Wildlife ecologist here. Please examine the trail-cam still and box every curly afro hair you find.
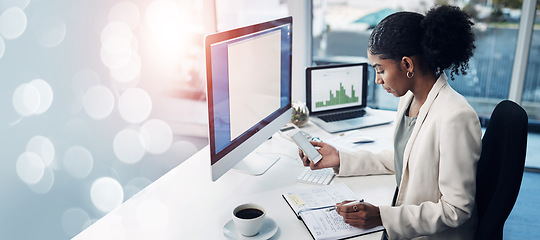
[368,5,476,80]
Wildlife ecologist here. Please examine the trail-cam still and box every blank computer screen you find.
[209,24,291,158]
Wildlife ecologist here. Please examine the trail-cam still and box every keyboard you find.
[318,109,366,122]
[297,168,335,185]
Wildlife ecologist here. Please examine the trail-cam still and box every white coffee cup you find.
[232,203,266,237]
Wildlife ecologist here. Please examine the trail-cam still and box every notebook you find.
[282,183,384,240]
[306,63,392,133]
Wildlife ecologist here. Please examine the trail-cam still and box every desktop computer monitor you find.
[205,17,293,181]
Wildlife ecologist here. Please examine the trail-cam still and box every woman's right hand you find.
[299,141,340,170]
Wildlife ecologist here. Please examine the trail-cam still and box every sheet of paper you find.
[300,209,384,240]
[288,194,306,206]
[284,183,358,215]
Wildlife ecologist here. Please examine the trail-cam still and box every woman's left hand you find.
[335,201,383,229]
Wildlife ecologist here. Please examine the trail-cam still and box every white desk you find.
[75,117,396,240]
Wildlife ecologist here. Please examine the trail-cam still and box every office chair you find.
[475,100,528,240]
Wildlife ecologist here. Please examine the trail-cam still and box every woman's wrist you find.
[374,206,383,226]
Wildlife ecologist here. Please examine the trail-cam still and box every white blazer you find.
[336,73,482,239]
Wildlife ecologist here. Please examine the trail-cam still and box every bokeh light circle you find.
[100,37,132,70]
[140,119,173,154]
[16,152,45,184]
[83,85,115,120]
[35,15,66,48]
[113,128,145,164]
[13,83,40,116]
[71,69,100,113]
[168,140,199,163]
[29,79,53,115]
[100,21,133,69]
[0,7,27,39]
[110,52,141,83]
[63,146,94,179]
[61,207,91,238]
[90,177,124,213]
[118,88,152,124]
[101,21,132,48]
[0,36,4,59]
[26,135,55,167]
[73,69,100,94]
[3,0,31,9]
[28,167,55,194]
[109,1,140,30]
[136,199,169,230]
[124,177,151,200]
[61,119,92,148]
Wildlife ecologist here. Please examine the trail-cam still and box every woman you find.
[300,5,482,239]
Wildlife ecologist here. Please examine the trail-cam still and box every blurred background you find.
[0,0,539,239]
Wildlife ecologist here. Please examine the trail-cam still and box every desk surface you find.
[75,114,396,240]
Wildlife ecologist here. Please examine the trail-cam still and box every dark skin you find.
[299,143,384,229]
[299,52,437,229]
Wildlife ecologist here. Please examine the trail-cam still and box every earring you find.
[406,71,414,79]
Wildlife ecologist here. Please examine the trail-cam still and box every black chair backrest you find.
[475,100,528,240]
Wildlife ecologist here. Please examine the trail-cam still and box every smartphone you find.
[289,130,322,164]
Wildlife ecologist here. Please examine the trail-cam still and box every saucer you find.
[223,217,278,240]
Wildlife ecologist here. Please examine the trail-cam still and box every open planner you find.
[282,183,384,240]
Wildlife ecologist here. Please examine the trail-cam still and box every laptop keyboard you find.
[318,109,366,122]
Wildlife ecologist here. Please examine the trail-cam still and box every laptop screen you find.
[306,63,368,114]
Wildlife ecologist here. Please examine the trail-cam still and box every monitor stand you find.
[233,151,280,176]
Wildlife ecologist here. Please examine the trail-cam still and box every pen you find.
[297,205,335,215]
[353,139,375,144]
[326,199,364,212]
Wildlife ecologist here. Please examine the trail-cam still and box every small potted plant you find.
[291,101,309,127]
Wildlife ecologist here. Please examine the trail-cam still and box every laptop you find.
[306,63,392,133]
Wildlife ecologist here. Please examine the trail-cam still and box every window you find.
[215,0,288,31]
[312,0,540,169]
[522,8,540,120]
[312,0,523,114]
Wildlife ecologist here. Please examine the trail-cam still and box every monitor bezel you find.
[205,16,293,176]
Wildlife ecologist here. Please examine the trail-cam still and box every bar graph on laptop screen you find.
[311,65,364,112]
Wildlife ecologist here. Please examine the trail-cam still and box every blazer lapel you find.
[400,73,448,185]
